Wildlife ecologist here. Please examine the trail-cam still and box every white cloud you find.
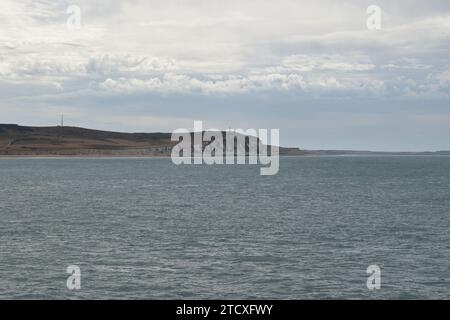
[0,0,448,99]
[280,55,375,72]
[97,73,306,94]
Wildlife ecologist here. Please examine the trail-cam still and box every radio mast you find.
[58,114,64,142]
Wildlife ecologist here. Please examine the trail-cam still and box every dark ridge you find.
[0,124,33,133]
[0,124,300,156]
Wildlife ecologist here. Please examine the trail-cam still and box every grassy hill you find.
[0,124,175,156]
[0,124,302,156]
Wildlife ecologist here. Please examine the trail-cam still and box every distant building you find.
[148,146,172,153]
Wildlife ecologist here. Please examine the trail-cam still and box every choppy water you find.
[0,156,449,299]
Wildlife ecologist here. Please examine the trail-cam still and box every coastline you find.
[2,124,449,158]
[1,153,450,159]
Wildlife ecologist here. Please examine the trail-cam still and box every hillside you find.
[3,124,447,157]
[0,124,301,156]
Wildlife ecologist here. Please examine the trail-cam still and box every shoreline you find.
[1,153,450,159]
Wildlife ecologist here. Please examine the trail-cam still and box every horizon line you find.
[1,123,449,154]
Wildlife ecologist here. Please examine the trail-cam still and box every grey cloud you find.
[1,0,450,150]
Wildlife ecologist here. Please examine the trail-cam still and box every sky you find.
[0,0,449,151]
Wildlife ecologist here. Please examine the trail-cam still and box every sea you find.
[0,156,449,299]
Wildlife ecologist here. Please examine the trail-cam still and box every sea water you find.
[0,156,449,299]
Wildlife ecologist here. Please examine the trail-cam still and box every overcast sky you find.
[1,0,450,150]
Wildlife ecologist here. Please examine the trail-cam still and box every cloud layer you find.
[1,0,450,150]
